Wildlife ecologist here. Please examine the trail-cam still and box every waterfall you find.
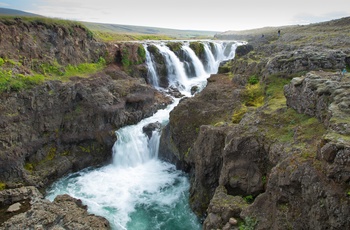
[181,44,207,78]
[144,44,159,87]
[46,40,241,230]
[153,43,189,92]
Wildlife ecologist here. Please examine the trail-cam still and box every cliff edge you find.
[160,17,350,229]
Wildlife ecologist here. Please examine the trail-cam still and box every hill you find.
[0,7,218,40]
[0,7,41,17]
[82,21,219,40]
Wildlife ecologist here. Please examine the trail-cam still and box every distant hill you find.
[0,7,218,40]
[0,7,41,17]
[215,16,350,42]
[82,21,219,39]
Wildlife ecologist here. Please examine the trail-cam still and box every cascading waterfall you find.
[144,44,159,87]
[46,40,241,230]
[153,43,190,92]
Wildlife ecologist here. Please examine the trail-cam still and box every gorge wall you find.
[159,17,350,229]
[1,15,350,229]
[0,17,175,228]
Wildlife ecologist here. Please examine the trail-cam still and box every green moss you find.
[24,163,34,172]
[121,48,131,68]
[243,195,254,204]
[189,42,205,57]
[46,147,56,161]
[232,105,248,123]
[248,75,259,85]
[137,45,146,63]
[239,217,258,230]
[79,145,92,153]
[0,56,106,93]
[0,182,6,190]
[243,83,265,107]
[166,42,183,53]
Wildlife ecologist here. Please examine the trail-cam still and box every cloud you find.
[293,11,350,24]
[0,2,10,7]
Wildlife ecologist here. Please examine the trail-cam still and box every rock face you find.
[160,18,350,229]
[159,74,241,171]
[0,187,110,229]
[0,18,111,70]
[0,68,172,189]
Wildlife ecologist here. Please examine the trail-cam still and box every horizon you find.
[0,0,349,32]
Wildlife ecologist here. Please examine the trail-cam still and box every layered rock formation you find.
[0,17,172,227]
[159,18,350,229]
[0,17,111,70]
[0,187,110,229]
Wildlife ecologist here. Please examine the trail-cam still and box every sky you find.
[0,0,349,32]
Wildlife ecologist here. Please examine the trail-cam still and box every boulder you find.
[142,122,162,139]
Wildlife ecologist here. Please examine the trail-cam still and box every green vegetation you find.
[24,162,34,172]
[0,16,91,37]
[232,105,248,123]
[243,82,265,107]
[0,182,6,190]
[83,21,218,41]
[243,195,254,204]
[92,31,173,42]
[189,42,205,57]
[166,42,183,53]
[239,217,258,230]
[248,75,259,85]
[0,57,106,93]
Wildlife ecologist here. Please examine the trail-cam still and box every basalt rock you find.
[0,187,110,229]
[159,74,241,172]
[161,41,350,229]
[0,70,172,189]
[142,122,162,139]
[0,18,111,69]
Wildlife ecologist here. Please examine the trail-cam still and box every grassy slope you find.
[0,7,219,41]
[82,21,219,40]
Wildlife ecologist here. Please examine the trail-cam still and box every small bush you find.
[0,182,6,190]
[248,75,259,85]
[0,57,4,66]
[232,105,248,123]
[239,217,258,230]
[244,83,265,107]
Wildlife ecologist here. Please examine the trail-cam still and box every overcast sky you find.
[1,0,349,31]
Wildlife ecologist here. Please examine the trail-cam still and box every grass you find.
[92,31,173,42]
[0,57,106,93]
[243,82,265,107]
[0,182,6,190]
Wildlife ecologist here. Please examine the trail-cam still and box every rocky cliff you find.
[159,17,350,229]
[0,17,172,227]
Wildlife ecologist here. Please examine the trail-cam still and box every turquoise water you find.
[46,160,201,230]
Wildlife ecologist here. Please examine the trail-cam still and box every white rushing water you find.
[46,40,240,230]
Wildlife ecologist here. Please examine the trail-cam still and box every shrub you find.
[244,83,265,107]
[0,182,6,190]
[248,75,259,85]
[239,217,258,230]
[232,105,248,123]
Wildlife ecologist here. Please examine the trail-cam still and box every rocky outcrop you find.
[159,74,242,171]
[0,67,172,189]
[0,17,111,70]
[0,187,109,229]
[160,19,350,229]
[265,47,347,76]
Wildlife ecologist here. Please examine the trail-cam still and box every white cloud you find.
[0,2,10,7]
[14,0,350,31]
[293,11,350,24]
